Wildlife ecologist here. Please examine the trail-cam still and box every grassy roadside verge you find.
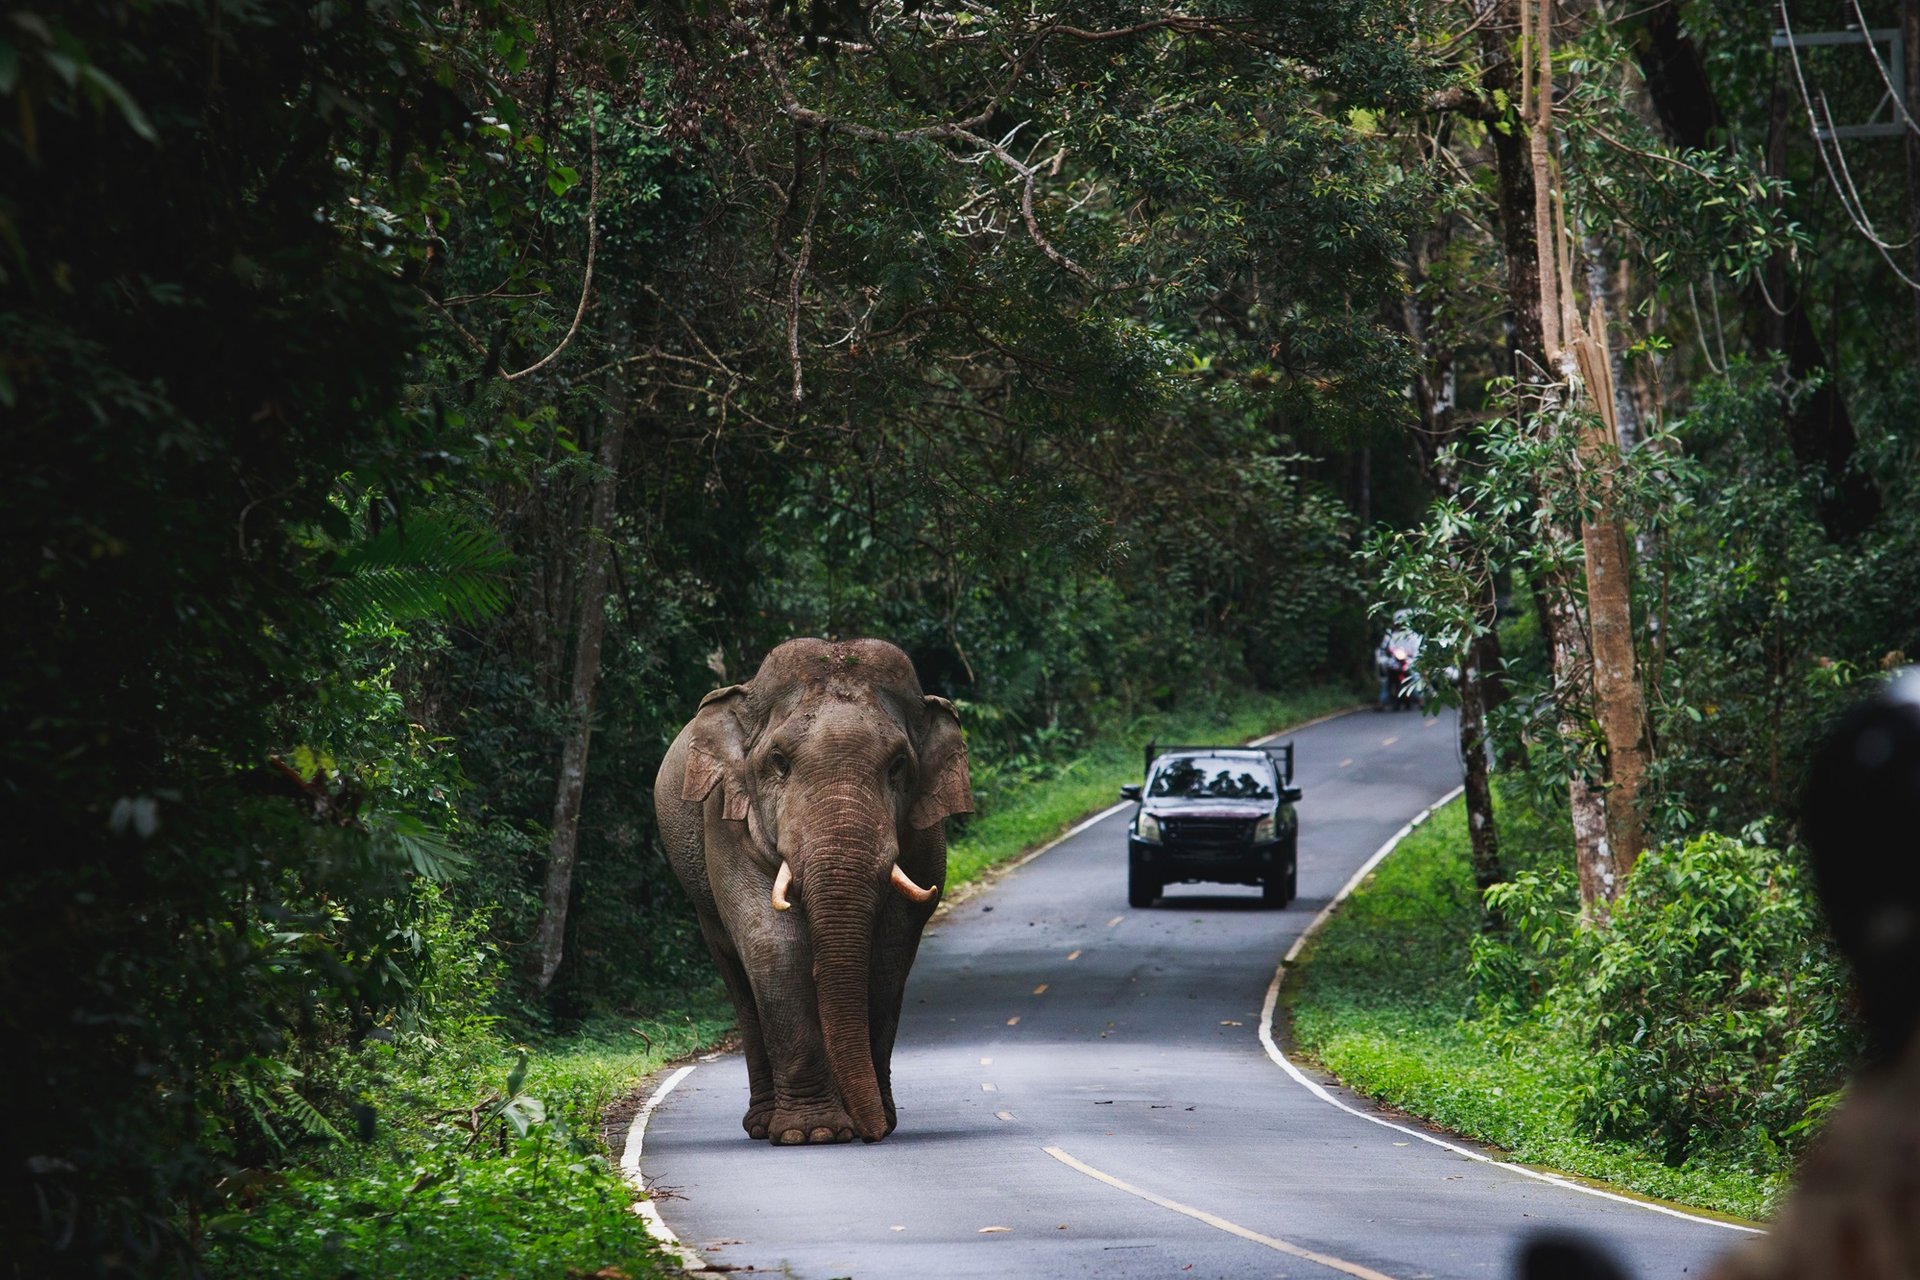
[1282,792,1782,1221]
[210,683,1357,1276]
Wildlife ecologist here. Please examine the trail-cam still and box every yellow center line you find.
[994,1110,1014,1121]
[1006,1015,1020,1026]
[980,1056,992,1065]
[1042,1146,1399,1280]
[1066,949,1082,961]
[1339,757,1353,768]
[1106,915,1124,928]
[981,1082,997,1092]
[1382,736,1399,746]
[1033,983,1049,995]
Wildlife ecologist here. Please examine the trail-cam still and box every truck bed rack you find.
[1143,739,1295,785]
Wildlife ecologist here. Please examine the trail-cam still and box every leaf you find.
[500,1094,545,1138]
[327,510,513,626]
[78,64,157,142]
[504,1048,529,1098]
[369,810,469,882]
[275,1086,346,1143]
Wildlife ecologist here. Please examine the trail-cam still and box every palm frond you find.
[327,511,512,626]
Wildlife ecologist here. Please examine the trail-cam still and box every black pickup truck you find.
[1119,741,1302,908]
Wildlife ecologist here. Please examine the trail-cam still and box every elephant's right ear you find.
[682,684,752,822]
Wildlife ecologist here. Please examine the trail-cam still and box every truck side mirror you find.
[1119,784,1143,801]
[1281,787,1302,803]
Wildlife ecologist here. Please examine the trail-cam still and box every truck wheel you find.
[1263,843,1298,907]
[1128,864,1160,909]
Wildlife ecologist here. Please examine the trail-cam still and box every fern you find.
[327,511,512,626]
[274,1085,345,1144]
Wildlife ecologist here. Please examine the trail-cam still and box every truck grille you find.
[1162,816,1255,845]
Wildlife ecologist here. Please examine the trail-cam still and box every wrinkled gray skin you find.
[654,638,972,1144]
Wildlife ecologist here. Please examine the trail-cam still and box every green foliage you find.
[326,512,514,629]
[1473,833,1860,1170]
[202,1011,728,1280]
[1638,364,1920,834]
[1289,788,1806,1220]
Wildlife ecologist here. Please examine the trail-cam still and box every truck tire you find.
[1263,842,1298,907]
[1128,864,1160,909]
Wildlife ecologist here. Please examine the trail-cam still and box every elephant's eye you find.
[769,750,791,778]
[888,754,908,786]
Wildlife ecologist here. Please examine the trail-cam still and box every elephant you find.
[653,637,972,1145]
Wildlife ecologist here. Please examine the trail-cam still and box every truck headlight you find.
[1135,812,1164,843]
[1252,814,1276,843]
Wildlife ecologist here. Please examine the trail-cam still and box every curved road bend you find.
[637,708,1751,1279]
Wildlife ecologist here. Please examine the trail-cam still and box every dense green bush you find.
[1472,833,1860,1169]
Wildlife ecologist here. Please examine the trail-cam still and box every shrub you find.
[1476,834,1861,1169]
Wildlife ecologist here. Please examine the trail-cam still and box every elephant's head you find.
[678,638,972,1140]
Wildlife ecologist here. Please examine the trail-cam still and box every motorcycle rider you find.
[1375,610,1422,711]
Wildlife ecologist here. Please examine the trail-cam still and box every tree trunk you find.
[530,402,628,996]
[1583,236,1643,451]
[1571,308,1650,883]
[1526,0,1644,911]
[1460,600,1506,922]
[1481,0,1545,376]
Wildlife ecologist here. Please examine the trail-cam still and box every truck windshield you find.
[1149,757,1275,800]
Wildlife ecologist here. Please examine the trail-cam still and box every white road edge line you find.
[620,1064,715,1273]
[1043,1145,1399,1280]
[1257,786,1763,1236]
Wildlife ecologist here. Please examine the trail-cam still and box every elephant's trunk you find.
[809,874,888,1140]
[803,787,895,1142]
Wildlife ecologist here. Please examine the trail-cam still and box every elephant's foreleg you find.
[736,928,856,1145]
[695,911,776,1140]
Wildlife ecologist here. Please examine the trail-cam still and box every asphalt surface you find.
[636,707,1753,1279]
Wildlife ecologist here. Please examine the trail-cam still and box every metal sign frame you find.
[1772,26,1909,140]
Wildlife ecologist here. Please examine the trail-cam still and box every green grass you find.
[1284,793,1782,1222]
[945,685,1363,888]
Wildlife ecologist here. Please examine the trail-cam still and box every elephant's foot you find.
[769,1102,855,1145]
[741,1097,777,1141]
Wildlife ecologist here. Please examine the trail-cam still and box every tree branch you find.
[503,96,601,381]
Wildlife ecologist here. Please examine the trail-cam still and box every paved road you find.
[637,708,1752,1279]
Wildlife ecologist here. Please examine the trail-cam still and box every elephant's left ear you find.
[683,683,753,822]
[910,695,974,830]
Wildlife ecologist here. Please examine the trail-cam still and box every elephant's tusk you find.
[771,860,794,911]
[890,864,937,903]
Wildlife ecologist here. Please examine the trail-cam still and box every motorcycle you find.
[1375,629,1425,712]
